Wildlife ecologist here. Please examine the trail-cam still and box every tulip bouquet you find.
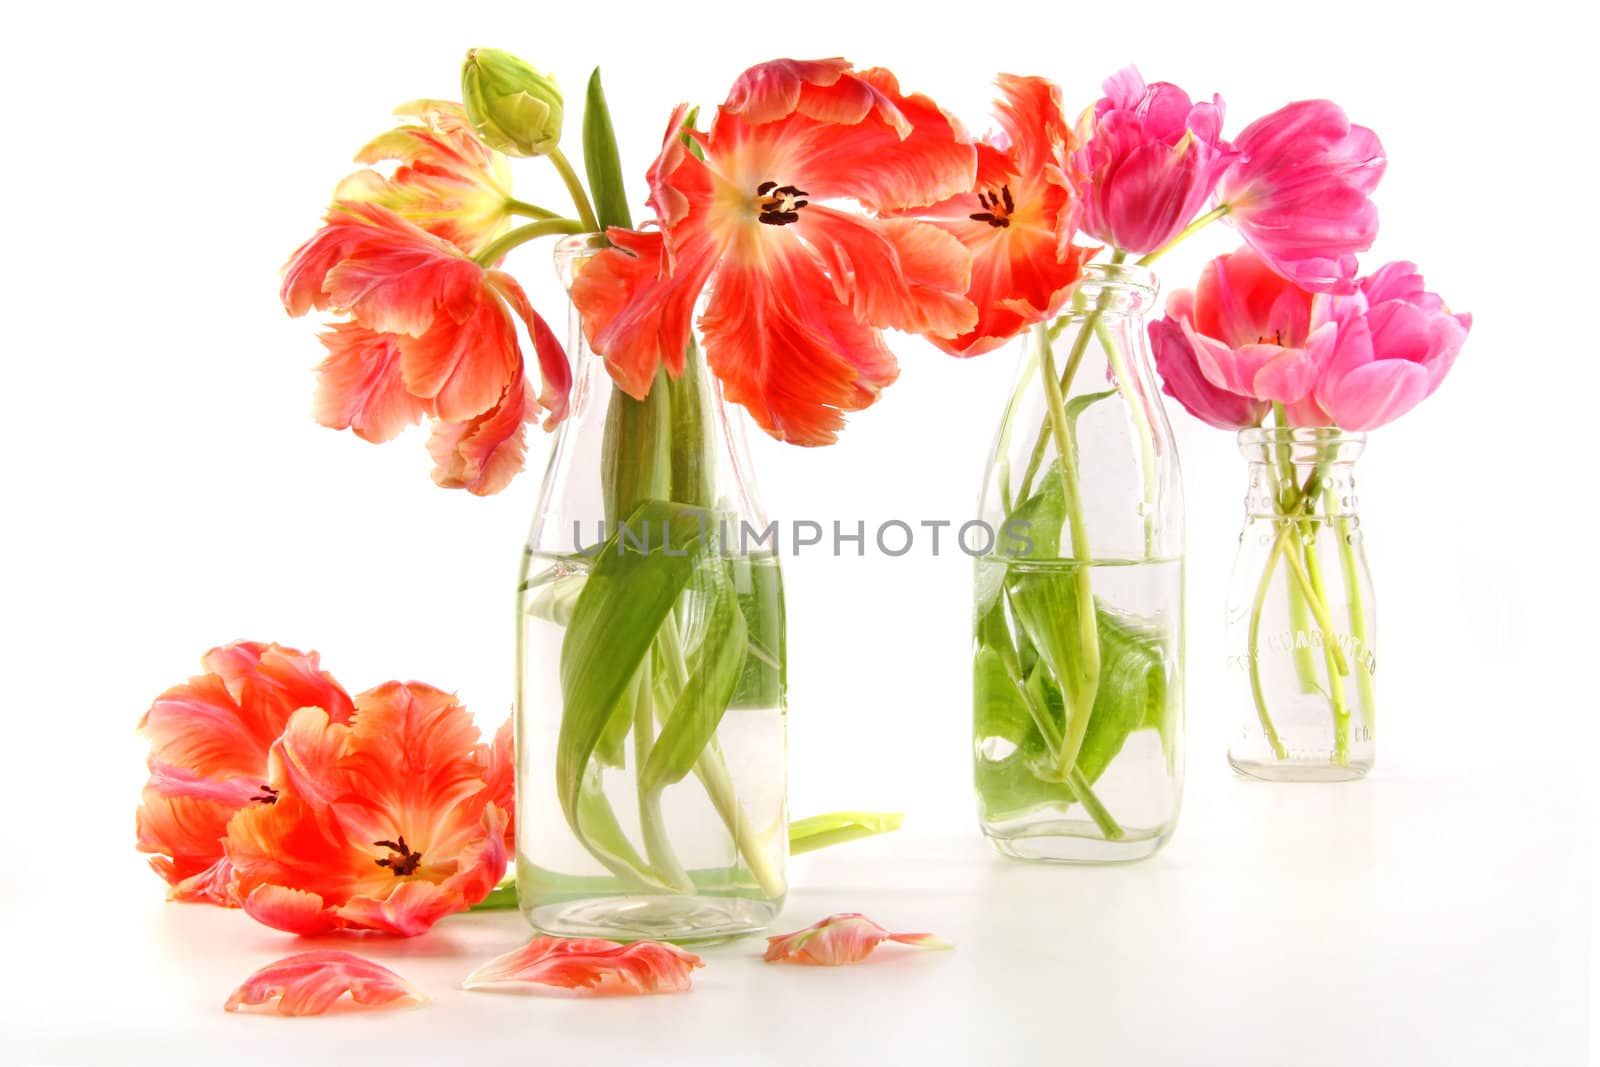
[963,67,1468,849]
[1153,252,1469,778]
[269,49,1011,940]
[152,46,1461,952]
[1124,85,1469,777]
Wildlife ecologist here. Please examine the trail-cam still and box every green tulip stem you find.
[1332,498,1377,736]
[474,217,588,265]
[1034,322,1102,783]
[653,616,786,900]
[1247,529,1290,760]
[548,147,600,233]
[506,198,562,220]
[1094,314,1159,556]
[1136,204,1231,268]
[633,656,694,892]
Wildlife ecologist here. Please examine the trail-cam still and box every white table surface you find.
[5,771,1589,1066]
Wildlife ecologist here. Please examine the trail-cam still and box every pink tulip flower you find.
[1149,247,1334,428]
[1216,100,1385,293]
[1289,262,1470,429]
[1149,313,1268,430]
[1073,66,1233,255]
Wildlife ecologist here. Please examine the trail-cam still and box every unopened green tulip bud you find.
[461,48,563,157]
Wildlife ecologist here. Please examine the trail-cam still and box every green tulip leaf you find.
[581,67,631,231]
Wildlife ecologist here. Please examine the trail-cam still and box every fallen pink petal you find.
[463,937,705,996]
[763,913,952,966]
[223,951,426,1016]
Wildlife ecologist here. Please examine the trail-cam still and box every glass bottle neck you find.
[1245,461,1360,519]
[1239,427,1365,520]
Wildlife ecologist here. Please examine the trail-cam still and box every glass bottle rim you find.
[1057,261,1158,318]
[553,232,610,260]
[1238,426,1367,446]
[1078,260,1157,293]
[553,232,610,288]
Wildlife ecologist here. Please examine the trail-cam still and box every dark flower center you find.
[969,184,1015,228]
[756,181,809,226]
[374,836,423,877]
[251,784,279,805]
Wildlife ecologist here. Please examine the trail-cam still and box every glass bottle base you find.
[522,894,780,945]
[1229,753,1373,782]
[981,819,1174,864]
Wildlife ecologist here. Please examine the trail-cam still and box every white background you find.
[1,0,1594,1063]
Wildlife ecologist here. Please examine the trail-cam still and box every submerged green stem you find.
[654,616,786,899]
[1300,530,1352,765]
[634,657,694,891]
[1332,498,1376,736]
[1247,530,1290,760]
[1034,323,1102,782]
[1011,660,1123,839]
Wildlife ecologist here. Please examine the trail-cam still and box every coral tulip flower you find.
[332,100,514,257]
[763,913,950,966]
[1215,100,1385,293]
[136,642,354,905]
[464,937,705,996]
[906,74,1097,357]
[224,951,426,1016]
[1150,247,1335,427]
[282,202,568,494]
[572,58,978,445]
[224,682,512,937]
[1073,66,1233,256]
[1291,262,1470,429]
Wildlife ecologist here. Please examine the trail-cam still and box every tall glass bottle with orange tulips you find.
[275,51,963,944]
[518,59,986,939]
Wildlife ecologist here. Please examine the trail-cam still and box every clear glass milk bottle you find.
[1225,427,1375,781]
[516,234,788,940]
[973,262,1185,862]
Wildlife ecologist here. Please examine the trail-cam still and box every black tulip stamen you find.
[969,184,1015,228]
[251,784,279,805]
[757,182,811,226]
[374,836,423,877]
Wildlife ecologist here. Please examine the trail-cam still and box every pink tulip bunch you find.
[1150,251,1469,432]
[1071,66,1468,431]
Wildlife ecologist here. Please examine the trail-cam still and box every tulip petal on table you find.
[223,951,425,1016]
[463,937,705,996]
[764,913,951,966]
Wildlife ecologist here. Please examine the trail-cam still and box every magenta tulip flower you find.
[1216,100,1385,293]
[1291,262,1470,429]
[1073,67,1233,255]
[1149,247,1334,428]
